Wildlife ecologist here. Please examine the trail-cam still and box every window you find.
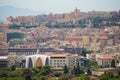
[54,60,56,62]
[63,60,65,62]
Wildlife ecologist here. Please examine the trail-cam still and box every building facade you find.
[24,51,80,69]
[26,54,50,68]
[96,54,114,67]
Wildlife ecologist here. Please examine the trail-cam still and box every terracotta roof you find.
[66,36,81,40]
[99,36,108,40]
[97,32,106,36]
[114,39,120,43]
[96,55,113,60]
[91,53,96,58]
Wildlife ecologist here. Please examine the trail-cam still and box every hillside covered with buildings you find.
[0,9,120,80]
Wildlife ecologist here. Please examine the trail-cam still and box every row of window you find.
[9,52,49,55]
[50,63,66,68]
[50,62,66,65]
[50,59,66,62]
[53,65,64,68]
[10,52,36,55]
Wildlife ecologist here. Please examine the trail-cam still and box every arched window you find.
[35,57,42,67]
[45,57,49,65]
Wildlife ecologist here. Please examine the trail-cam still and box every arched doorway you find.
[28,57,33,68]
[35,57,42,67]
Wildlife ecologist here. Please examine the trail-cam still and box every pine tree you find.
[63,64,69,74]
[82,48,87,57]
[76,62,81,75]
[111,59,116,68]
[71,66,76,75]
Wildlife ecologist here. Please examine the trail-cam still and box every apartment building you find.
[96,54,114,67]
[49,53,81,69]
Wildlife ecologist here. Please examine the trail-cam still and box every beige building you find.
[49,53,79,69]
[96,54,114,67]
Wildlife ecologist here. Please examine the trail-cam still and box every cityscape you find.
[0,0,120,80]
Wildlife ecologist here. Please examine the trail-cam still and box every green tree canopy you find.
[23,69,32,80]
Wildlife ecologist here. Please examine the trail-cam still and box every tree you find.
[71,66,76,75]
[8,70,22,77]
[111,59,116,68]
[87,68,91,75]
[9,39,24,47]
[58,76,69,80]
[0,68,9,77]
[11,65,16,71]
[38,76,48,80]
[63,64,69,74]
[37,66,52,76]
[23,69,32,80]
[76,62,81,75]
[54,72,62,77]
[99,73,114,80]
[38,69,48,76]
[89,60,101,69]
[0,71,8,77]
[86,50,93,54]
[81,48,87,57]
[42,65,52,73]
[79,74,90,80]
[7,32,24,42]
[72,62,81,76]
